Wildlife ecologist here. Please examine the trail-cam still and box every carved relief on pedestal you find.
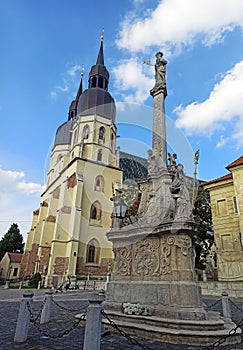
[160,236,174,275]
[133,238,160,277]
[176,236,191,256]
[114,246,132,276]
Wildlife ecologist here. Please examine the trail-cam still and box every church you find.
[19,39,145,287]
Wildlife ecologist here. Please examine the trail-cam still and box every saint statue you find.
[147,51,167,95]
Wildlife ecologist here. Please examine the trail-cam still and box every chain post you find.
[14,291,34,343]
[221,292,231,319]
[83,291,105,350]
[40,291,53,324]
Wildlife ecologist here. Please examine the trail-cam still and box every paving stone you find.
[0,288,243,349]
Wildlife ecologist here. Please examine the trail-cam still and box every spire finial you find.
[100,28,104,41]
[81,66,84,78]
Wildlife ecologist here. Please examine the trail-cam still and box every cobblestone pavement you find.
[1,288,243,350]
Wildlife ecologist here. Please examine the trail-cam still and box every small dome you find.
[54,119,73,146]
[77,88,116,122]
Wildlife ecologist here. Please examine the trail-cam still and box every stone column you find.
[151,89,167,167]
[83,292,105,350]
[14,291,34,343]
[40,291,53,324]
[222,291,231,319]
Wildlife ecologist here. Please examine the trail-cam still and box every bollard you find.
[83,292,105,350]
[221,291,231,319]
[19,281,23,289]
[40,291,53,324]
[4,280,10,289]
[14,291,34,343]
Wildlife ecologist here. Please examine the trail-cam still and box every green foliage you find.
[0,223,25,261]
[28,272,42,288]
[193,187,214,269]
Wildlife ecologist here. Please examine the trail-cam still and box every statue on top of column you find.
[150,52,167,95]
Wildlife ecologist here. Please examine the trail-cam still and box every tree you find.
[0,223,25,261]
[193,187,214,270]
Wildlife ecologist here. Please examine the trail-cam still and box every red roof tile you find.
[226,155,243,170]
[7,252,23,263]
[202,173,232,186]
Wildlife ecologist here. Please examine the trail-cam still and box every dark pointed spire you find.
[76,71,84,101]
[96,41,104,65]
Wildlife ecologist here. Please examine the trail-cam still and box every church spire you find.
[96,41,104,65]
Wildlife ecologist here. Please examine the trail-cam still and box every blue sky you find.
[1,0,243,240]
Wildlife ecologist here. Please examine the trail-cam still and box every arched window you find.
[73,129,78,144]
[57,154,62,163]
[90,201,102,221]
[94,175,104,192]
[91,76,97,88]
[97,149,102,162]
[83,125,89,139]
[86,239,100,264]
[111,132,115,151]
[99,127,105,141]
[98,76,103,88]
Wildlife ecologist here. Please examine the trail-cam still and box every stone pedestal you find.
[104,223,241,346]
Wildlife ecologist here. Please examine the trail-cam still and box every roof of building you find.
[202,173,233,187]
[119,151,148,182]
[7,252,23,263]
[226,155,243,170]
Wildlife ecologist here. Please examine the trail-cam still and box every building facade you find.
[203,155,243,281]
[0,252,22,281]
[20,41,123,287]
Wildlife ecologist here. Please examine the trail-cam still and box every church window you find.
[98,76,103,88]
[105,79,108,90]
[86,239,100,264]
[97,149,103,162]
[83,125,89,139]
[90,201,102,221]
[57,154,62,163]
[91,76,97,88]
[94,175,104,192]
[111,132,115,151]
[99,127,105,141]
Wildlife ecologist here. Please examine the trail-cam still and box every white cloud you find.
[117,0,243,53]
[50,91,57,99]
[67,65,83,76]
[216,135,229,149]
[112,58,154,103]
[17,182,45,195]
[0,168,44,240]
[175,60,243,144]
[56,81,69,92]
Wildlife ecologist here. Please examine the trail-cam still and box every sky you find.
[1,0,243,241]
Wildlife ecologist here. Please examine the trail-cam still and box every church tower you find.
[20,39,123,287]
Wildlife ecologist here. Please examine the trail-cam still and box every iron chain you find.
[101,309,159,350]
[27,301,86,339]
[52,297,88,313]
[198,317,243,350]
[229,298,243,313]
[206,298,221,310]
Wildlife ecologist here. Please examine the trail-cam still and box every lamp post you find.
[111,189,128,229]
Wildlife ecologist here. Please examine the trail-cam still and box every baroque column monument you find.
[104,53,241,346]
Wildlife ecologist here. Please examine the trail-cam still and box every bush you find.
[28,273,42,288]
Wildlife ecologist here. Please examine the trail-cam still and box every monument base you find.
[104,225,241,346]
[102,309,241,346]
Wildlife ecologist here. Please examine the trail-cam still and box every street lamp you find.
[111,189,128,229]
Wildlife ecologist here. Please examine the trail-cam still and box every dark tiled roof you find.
[226,155,243,170]
[202,173,232,187]
[7,252,23,263]
[119,152,148,181]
